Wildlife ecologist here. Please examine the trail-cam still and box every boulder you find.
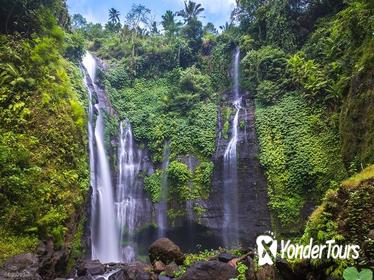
[275,258,323,280]
[149,238,184,265]
[241,255,256,280]
[177,260,237,280]
[123,261,155,280]
[75,276,94,280]
[164,262,180,277]
[0,253,42,280]
[275,258,300,280]
[255,265,279,280]
[37,239,69,279]
[108,269,126,280]
[153,261,166,273]
[217,253,237,263]
[77,259,105,276]
[228,258,240,268]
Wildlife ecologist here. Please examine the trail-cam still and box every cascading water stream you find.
[186,156,194,222]
[222,47,241,247]
[82,53,96,190]
[82,52,120,263]
[157,142,170,237]
[116,121,141,263]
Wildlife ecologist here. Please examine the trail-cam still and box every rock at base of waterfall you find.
[108,269,126,280]
[122,261,154,280]
[158,276,172,280]
[164,261,180,277]
[0,253,42,280]
[177,260,237,280]
[148,238,184,265]
[153,260,166,273]
[217,252,238,263]
[76,259,105,276]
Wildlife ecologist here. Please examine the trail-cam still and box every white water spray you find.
[83,52,120,263]
[222,47,241,246]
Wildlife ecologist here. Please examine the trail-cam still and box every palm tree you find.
[108,8,120,24]
[162,10,182,36]
[176,0,204,22]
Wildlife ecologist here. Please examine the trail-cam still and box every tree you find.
[161,10,182,36]
[126,4,152,57]
[177,0,205,23]
[151,21,159,34]
[71,14,87,30]
[126,4,151,32]
[181,18,203,63]
[203,22,217,35]
[108,8,120,24]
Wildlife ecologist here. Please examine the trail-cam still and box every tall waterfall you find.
[222,47,241,246]
[116,121,141,263]
[157,142,170,237]
[186,156,194,222]
[82,52,121,263]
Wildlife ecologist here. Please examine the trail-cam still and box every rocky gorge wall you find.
[200,91,272,246]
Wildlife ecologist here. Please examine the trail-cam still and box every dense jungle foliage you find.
[72,2,236,219]
[236,0,374,237]
[0,0,373,278]
[0,0,88,265]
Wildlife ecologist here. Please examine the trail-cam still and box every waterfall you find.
[222,47,241,247]
[82,53,96,199]
[186,156,194,221]
[82,52,121,263]
[116,121,141,263]
[157,142,170,237]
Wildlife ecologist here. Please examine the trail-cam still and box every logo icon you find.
[256,232,277,266]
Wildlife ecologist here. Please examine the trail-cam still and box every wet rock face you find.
[37,240,69,280]
[149,238,184,265]
[177,260,238,280]
[0,253,42,280]
[77,259,105,276]
[72,261,155,280]
[217,252,238,263]
[116,262,155,280]
[200,93,272,246]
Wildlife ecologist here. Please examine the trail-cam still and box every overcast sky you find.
[66,0,236,29]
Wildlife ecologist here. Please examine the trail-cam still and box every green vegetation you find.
[301,165,374,278]
[0,1,372,278]
[144,170,162,203]
[74,1,238,220]
[236,262,249,280]
[0,0,88,265]
[343,267,373,280]
[256,93,346,232]
[174,249,220,277]
[237,0,373,237]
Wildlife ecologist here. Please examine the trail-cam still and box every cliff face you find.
[200,92,271,246]
[340,70,374,168]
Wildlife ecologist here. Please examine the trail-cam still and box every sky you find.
[66,0,236,29]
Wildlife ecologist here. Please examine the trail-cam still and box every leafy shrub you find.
[167,160,192,201]
[256,80,282,105]
[255,92,346,233]
[242,46,289,94]
[301,166,374,278]
[343,267,373,280]
[0,33,88,258]
[144,170,162,203]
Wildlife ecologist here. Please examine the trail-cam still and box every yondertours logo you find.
[256,232,360,266]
